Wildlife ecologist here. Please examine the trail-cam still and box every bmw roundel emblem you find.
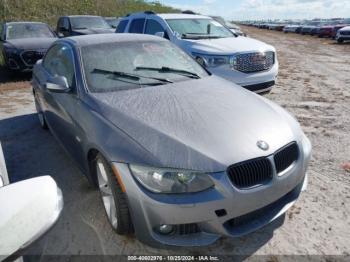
[257,140,269,151]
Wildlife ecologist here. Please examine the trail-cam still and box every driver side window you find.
[145,19,164,35]
[43,44,75,88]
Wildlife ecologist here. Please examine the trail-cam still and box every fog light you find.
[157,224,174,235]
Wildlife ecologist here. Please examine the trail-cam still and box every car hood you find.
[340,26,350,31]
[178,36,275,55]
[5,38,56,50]
[89,76,301,172]
[72,28,115,35]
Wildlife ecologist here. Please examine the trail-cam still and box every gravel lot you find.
[0,26,349,260]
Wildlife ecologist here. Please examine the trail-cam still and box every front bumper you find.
[4,50,44,71]
[5,53,32,71]
[336,34,350,41]
[113,140,310,247]
[209,61,278,93]
[243,81,275,93]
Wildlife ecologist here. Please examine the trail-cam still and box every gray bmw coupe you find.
[32,34,311,247]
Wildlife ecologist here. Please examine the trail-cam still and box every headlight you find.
[192,52,235,68]
[4,47,19,55]
[129,165,214,194]
[301,132,312,158]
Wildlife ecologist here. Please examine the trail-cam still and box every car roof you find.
[158,13,211,20]
[124,12,211,20]
[6,21,48,25]
[340,26,350,30]
[65,15,103,18]
[63,33,168,47]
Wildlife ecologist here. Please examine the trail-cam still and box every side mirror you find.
[57,32,64,38]
[46,76,70,93]
[0,176,63,260]
[155,31,165,38]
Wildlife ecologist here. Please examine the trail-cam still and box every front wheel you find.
[337,38,344,43]
[95,154,133,235]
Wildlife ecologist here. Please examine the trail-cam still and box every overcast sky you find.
[156,0,350,20]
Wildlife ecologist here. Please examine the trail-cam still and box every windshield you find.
[6,23,55,40]
[105,18,121,28]
[166,18,234,39]
[70,17,111,30]
[82,41,208,93]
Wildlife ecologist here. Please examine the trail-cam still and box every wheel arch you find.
[87,148,100,187]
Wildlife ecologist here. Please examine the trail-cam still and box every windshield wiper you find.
[135,66,200,79]
[182,33,221,39]
[92,68,173,84]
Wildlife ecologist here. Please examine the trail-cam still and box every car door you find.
[39,43,81,160]
[144,18,169,39]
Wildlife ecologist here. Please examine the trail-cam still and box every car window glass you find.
[43,45,61,71]
[166,19,233,38]
[43,44,75,87]
[106,18,120,28]
[57,19,63,29]
[145,19,164,35]
[81,41,208,93]
[6,23,55,39]
[116,20,128,33]
[70,16,111,30]
[62,18,69,29]
[129,19,145,33]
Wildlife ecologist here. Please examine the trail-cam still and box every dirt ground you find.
[0,26,350,260]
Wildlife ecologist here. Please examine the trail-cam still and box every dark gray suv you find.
[0,22,56,71]
[56,15,115,37]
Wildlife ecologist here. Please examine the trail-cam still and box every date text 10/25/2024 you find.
[128,256,220,261]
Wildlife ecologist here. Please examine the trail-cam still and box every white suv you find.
[336,26,350,43]
[117,12,279,93]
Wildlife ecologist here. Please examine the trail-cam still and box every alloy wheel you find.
[96,159,118,229]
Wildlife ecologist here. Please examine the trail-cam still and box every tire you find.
[35,99,48,129]
[337,39,344,43]
[95,153,133,235]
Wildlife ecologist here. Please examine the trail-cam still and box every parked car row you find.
[0,16,120,71]
[1,12,277,94]
[242,19,350,44]
[210,16,245,36]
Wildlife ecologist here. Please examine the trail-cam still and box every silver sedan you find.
[32,34,311,247]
